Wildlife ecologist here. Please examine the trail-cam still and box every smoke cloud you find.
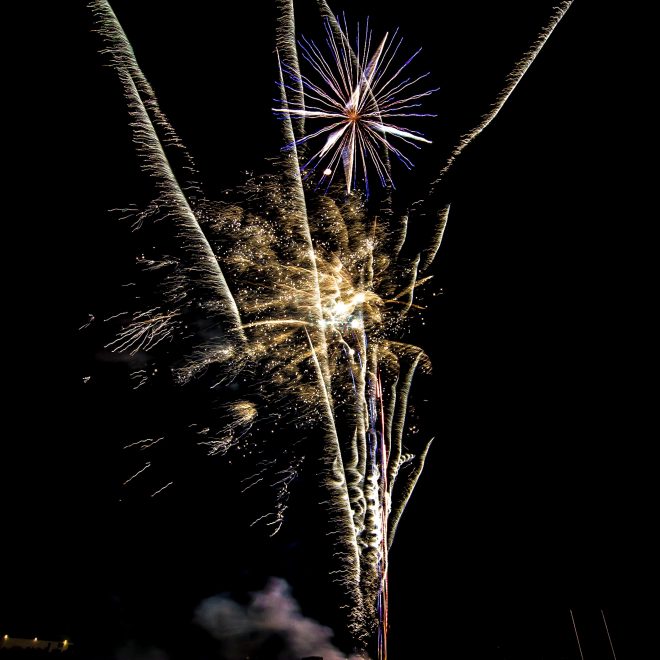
[195,578,366,659]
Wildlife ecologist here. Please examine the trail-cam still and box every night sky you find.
[4,1,652,658]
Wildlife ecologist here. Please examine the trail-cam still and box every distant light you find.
[3,634,8,640]
[323,168,332,176]
[34,638,38,642]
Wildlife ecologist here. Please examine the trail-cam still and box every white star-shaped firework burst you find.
[275,17,438,194]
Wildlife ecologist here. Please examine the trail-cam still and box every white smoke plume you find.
[195,578,367,659]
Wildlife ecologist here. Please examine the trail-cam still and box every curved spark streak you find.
[387,438,433,550]
[430,0,574,186]
[90,0,245,344]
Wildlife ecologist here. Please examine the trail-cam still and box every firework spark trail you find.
[124,437,164,451]
[386,347,427,489]
[277,6,368,635]
[304,327,365,619]
[387,438,433,550]
[123,461,151,486]
[151,481,174,497]
[428,0,574,188]
[276,0,307,138]
[90,1,574,657]
[105,308,177,355]
[89,0,246,353]
[419,204,450,273]
[88,1,200,199]
[275,47,333,396]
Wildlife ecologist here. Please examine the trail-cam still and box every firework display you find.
[274,14,438,194]
[88,1,573,657]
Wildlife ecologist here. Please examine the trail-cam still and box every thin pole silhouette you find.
[601,609,618,660]
[570,609,585,660]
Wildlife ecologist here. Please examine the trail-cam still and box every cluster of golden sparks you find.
[89,0,573,657]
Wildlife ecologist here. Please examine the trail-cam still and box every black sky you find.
[4,1,653,658]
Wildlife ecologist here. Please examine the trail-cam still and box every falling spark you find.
[123,437,164,451]
[151,481,174,497]
[123,462,151,486]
